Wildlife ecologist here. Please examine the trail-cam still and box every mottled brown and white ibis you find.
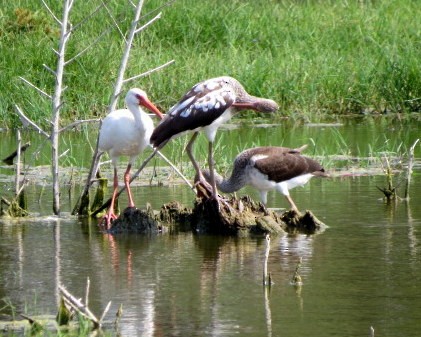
[202,146,329,211]
[150,76,279,200]
[98,88,163,228]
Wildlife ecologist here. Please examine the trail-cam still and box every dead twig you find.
[59,118,100,133]
[14,105,49,138]
[404,139,419,200]
[58,279,111,329]
[263,234,272,286]
[377,156,397,201]
[59,285,101,328]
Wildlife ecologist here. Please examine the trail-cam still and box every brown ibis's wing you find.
[150,78,236,148]
[251,147,324,183]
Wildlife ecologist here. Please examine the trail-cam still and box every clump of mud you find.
[107,204,160,235]
[106,196,326,236]
[188,196,285,235]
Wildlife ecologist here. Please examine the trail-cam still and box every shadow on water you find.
[1,117,421,336]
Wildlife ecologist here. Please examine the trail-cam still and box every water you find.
[1,117,421,336]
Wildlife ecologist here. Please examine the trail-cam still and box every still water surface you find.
[1,117,421,336]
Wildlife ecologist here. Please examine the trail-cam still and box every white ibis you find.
[202,146,329,211]
[150,76,279,200]
[98,88,163,228]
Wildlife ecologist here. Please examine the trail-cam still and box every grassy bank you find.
[1,0,420,128]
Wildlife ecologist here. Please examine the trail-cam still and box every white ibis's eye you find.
[136,94,143,103]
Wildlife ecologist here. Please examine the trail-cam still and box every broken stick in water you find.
[263,234,272,286]
[58,279,111,329]
[404,138,419,200]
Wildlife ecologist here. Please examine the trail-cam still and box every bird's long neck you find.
[203,154,250,193]
[128,103,148,130]
[233,92,278,113]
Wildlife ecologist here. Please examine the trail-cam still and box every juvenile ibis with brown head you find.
[202,146,329,211]
[150,76,278,200]
[98,88,163,228]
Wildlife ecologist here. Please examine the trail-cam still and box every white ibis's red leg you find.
[101,164,135,229]
[123,163,135,208]
[97,88,163,228]
[102,167,119,228]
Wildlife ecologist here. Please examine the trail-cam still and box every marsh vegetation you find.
[1,0,420,129]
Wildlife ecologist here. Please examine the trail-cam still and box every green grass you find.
[0,0,420,128]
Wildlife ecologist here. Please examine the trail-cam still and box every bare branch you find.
[85,277,90,307]
[55,101,66,113]
[50,0,73,214]
[59,285,100,327]
[64,24,73,40]
[134,12,161,34]
[14,105,49,138]
[123,59,175,84]
[59,118,100,133]
[65,26,114,65]
[67,0,75,11]
[16,179,29,197]
[58,149,70,159]
[263,234,272,286]
[43,63,57,75]
[19,77,52,99]
[69,2,106,33]
[102,0,126,41]
[99,301,112,324]
[404,138,420,199]
[137,0,176,22]
[154,147,193,189]
[108,0,145,112]
[41,0,61,25]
